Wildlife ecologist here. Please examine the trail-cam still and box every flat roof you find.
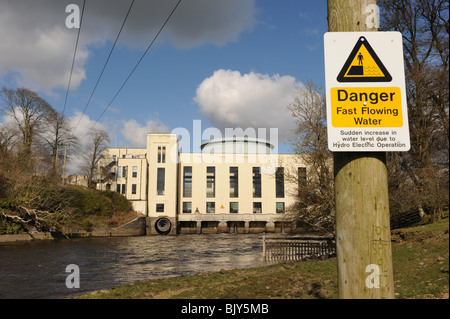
[200,137,274,150]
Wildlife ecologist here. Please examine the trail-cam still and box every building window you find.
[156,204,164,212]
[253,202,262,214]
[118,166,126,178]
[253,167,261,198]
[157,167,165,195]
[116,184,120,193]
[206,202,215,214]
[229,167,238,198]
[132,184,137,195]
[276,202,285,213]
[183,202,192,214]
[158,146,166,163]
[119,166,126,178]
[230,202,239,214]
[132,166,137,178]
[206,167,215,198]
[276,167,285,198]
[121,184,126,195]
[183,166,192,197]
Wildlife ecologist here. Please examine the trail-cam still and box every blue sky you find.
[0,0,328,157]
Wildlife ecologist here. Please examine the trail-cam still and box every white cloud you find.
[120,118,170,148]
[0,2,88,93]
[194,69,304,142]
[0,0,258,93]
[68,111,106,146]
[66,111,107,172]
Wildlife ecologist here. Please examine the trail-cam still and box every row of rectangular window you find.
[113,154,142,160]
[182,166,296,199]
[138,202,285,214]
[117,166,138,178]
[115,152,305,201]
[116,184,137,194]
[118,166,306,199]
[181,201,285,214]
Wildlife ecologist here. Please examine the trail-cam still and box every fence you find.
[263,236,336,261]
[390,210,422,229]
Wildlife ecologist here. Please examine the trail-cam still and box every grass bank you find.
[77,218,449,299]
[1,179,139,235]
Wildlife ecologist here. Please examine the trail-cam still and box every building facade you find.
[98,134,306,235]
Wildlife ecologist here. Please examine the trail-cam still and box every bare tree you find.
[379,0,448,166]
[80,128,110,188]
[0,122,16,157]
[0,87,54,157]
[379,0,449,219]
[41,110,79,175]
[286,80,335,233]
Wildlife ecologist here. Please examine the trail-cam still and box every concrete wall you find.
[0,232,53,243]
[1,217,148,242]
[64,217,147,238]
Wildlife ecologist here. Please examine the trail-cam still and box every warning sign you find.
[324,32,410,152]
[337,36,392,82]
[331,87,402,127]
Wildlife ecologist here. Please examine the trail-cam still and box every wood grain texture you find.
[327,0,395,298]
[328,0,377,32]
[334,152,394,298]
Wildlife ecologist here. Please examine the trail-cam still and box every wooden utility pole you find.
[62,145,67,184]
[55,144,59,174]
[327,0,395,298]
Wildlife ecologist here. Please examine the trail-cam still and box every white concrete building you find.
[98,133,306,235]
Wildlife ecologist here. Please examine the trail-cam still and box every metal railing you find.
[263,236,335,261]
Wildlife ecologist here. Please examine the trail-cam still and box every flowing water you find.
[0,234,266,299]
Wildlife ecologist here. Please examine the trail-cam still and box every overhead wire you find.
[88,0,183,133]
[72,0,136,135]
[62,0,86,116]
[58,0,85,177]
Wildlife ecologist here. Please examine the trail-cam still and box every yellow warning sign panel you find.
[331,87,402,127]
[337,36,392,82]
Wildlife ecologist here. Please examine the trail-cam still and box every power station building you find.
[98,133,306,235]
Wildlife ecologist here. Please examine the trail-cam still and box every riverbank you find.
[0,231,53,243]
[0,216,147,243]
[77,218,449,299]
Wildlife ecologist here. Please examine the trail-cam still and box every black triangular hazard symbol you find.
[337,36,392,82]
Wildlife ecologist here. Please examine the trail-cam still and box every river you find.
[0,234,267,299]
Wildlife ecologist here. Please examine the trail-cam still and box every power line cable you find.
[90,0,182,130]
[62,0,86,116]
[72,0,136,135]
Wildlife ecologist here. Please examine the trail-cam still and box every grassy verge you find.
[391,218,449,299]
[77,218,449,299]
